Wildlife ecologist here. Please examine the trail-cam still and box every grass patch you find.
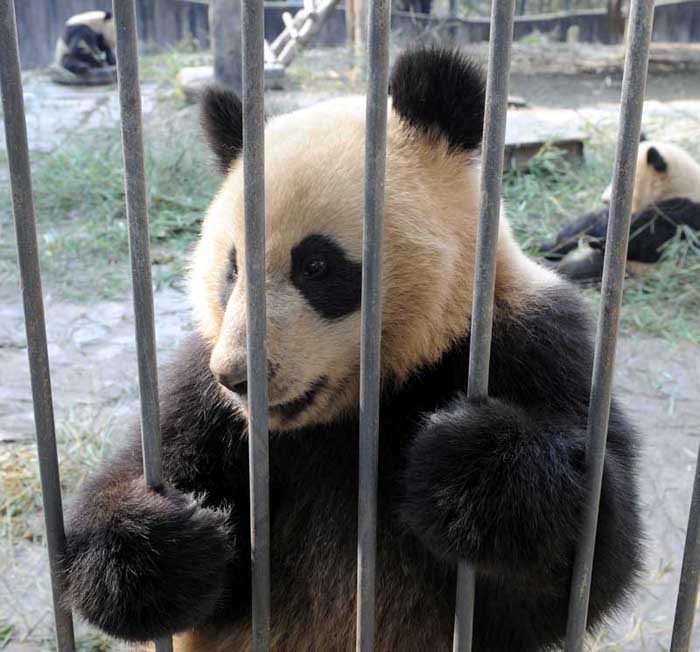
[139,38,211,85]
[0,125,216,300]
[504,144,700,343]
[0,407,118,542]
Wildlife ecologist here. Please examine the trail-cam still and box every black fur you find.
[59,22,115,75]
[647,146,668,172]
[554,244,606,284]
[290,234,362,320]
[389,48,486,151]
[200,86,244,174]
[64,284,641,650]
[537,197,700,282]
[536,208,608,260]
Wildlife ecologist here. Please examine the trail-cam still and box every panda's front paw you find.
[401,397,545,564]
[403,396,590,579]
[64,479,234,641]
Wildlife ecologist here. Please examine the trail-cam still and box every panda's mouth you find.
[270,376,328,420]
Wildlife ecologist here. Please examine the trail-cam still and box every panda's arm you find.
[537,208,608,259]
[400,289,641,601]
[96,33,116,65]
[63,335,251,642]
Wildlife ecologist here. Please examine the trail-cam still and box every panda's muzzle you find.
[213,369,248,396]
[271,377,328,420]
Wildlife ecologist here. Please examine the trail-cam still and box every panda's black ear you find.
[639,131,647,142]
[104,11,112,20]
[389,47,485,152]
[647,146,668,173]
[200,86,243,174]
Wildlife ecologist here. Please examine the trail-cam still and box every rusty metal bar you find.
[241,0,271,649]
[112,2,172,651]
[0,1,76,650]
[670,442,700,652]
[355,1,391,651]
[452,2,516,651]
[563,1,655,650]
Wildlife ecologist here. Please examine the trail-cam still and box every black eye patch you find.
[219,247,237,307]
[291,234,362,320]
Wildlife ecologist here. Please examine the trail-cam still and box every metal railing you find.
[2,0,700,651]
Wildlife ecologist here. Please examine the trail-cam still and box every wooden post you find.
[210,0,242,93]
[607,0,626,42]
[346,0,356,48]
[354,0,367,52]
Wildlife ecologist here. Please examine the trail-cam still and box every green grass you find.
[504,144,700,343]
[139,38,211,85]
[0,407,117,542]
[0,125,216,299]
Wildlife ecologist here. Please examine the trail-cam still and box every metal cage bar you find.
[0,1,76,650]
[355,2,391,651]
[241,0,271,649]
[112,2,172,651]
[564,1,655,650]
[670,442,700,652]
[452,2,516,651]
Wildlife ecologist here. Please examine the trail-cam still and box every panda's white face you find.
[191,97,486,431]
[191,52,559,432]
[601,141,700,213]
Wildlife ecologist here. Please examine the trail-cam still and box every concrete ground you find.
[1,48,700,651]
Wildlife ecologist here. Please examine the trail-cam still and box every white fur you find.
[601,141,700,212]
[190,96,563,433]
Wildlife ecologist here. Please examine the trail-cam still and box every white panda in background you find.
[601,140,700,212]
[54,10,116,76]
[62,48,642,651]
[542,139,700,283]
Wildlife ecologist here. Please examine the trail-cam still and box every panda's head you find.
[191,48,555,432]
[601,140,700,213]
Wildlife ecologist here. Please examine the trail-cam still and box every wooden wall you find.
[14,0,700,70]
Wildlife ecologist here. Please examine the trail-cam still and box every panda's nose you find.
[212,367,248,395]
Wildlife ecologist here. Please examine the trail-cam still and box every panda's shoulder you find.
[66,10,107,26]
[158,334,244,442]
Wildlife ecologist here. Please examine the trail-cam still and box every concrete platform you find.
[505,108,587,171]
[177,64,286,101]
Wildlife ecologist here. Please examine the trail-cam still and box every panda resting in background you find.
[538,140,700,282]
[54,10,116,76]
[63,49,642,652]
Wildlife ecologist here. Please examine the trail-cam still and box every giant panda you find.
[539,140,700,282]
[62,48,642,652]
[54,10,116,76]
[537,197,700,282]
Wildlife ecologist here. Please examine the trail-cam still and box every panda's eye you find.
[220,247,237,307]
[227,248,238,282]
[291,234,361,320]
[302,256,328,280]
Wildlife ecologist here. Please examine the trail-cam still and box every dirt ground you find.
[1,43,700,651]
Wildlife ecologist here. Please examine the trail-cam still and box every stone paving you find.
[1,59,700,651]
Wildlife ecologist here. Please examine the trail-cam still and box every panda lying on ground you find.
[63,48,642,652]
[53,11,116,82]
[539,141,700,282]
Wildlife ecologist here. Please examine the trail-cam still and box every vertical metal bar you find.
[0,2,76,650]
[112,3,172,651]
[563,1,654,650]
[670,440,700,652]
[452,2,516,651]
[355,1,391,651]
[241,0,271,649]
